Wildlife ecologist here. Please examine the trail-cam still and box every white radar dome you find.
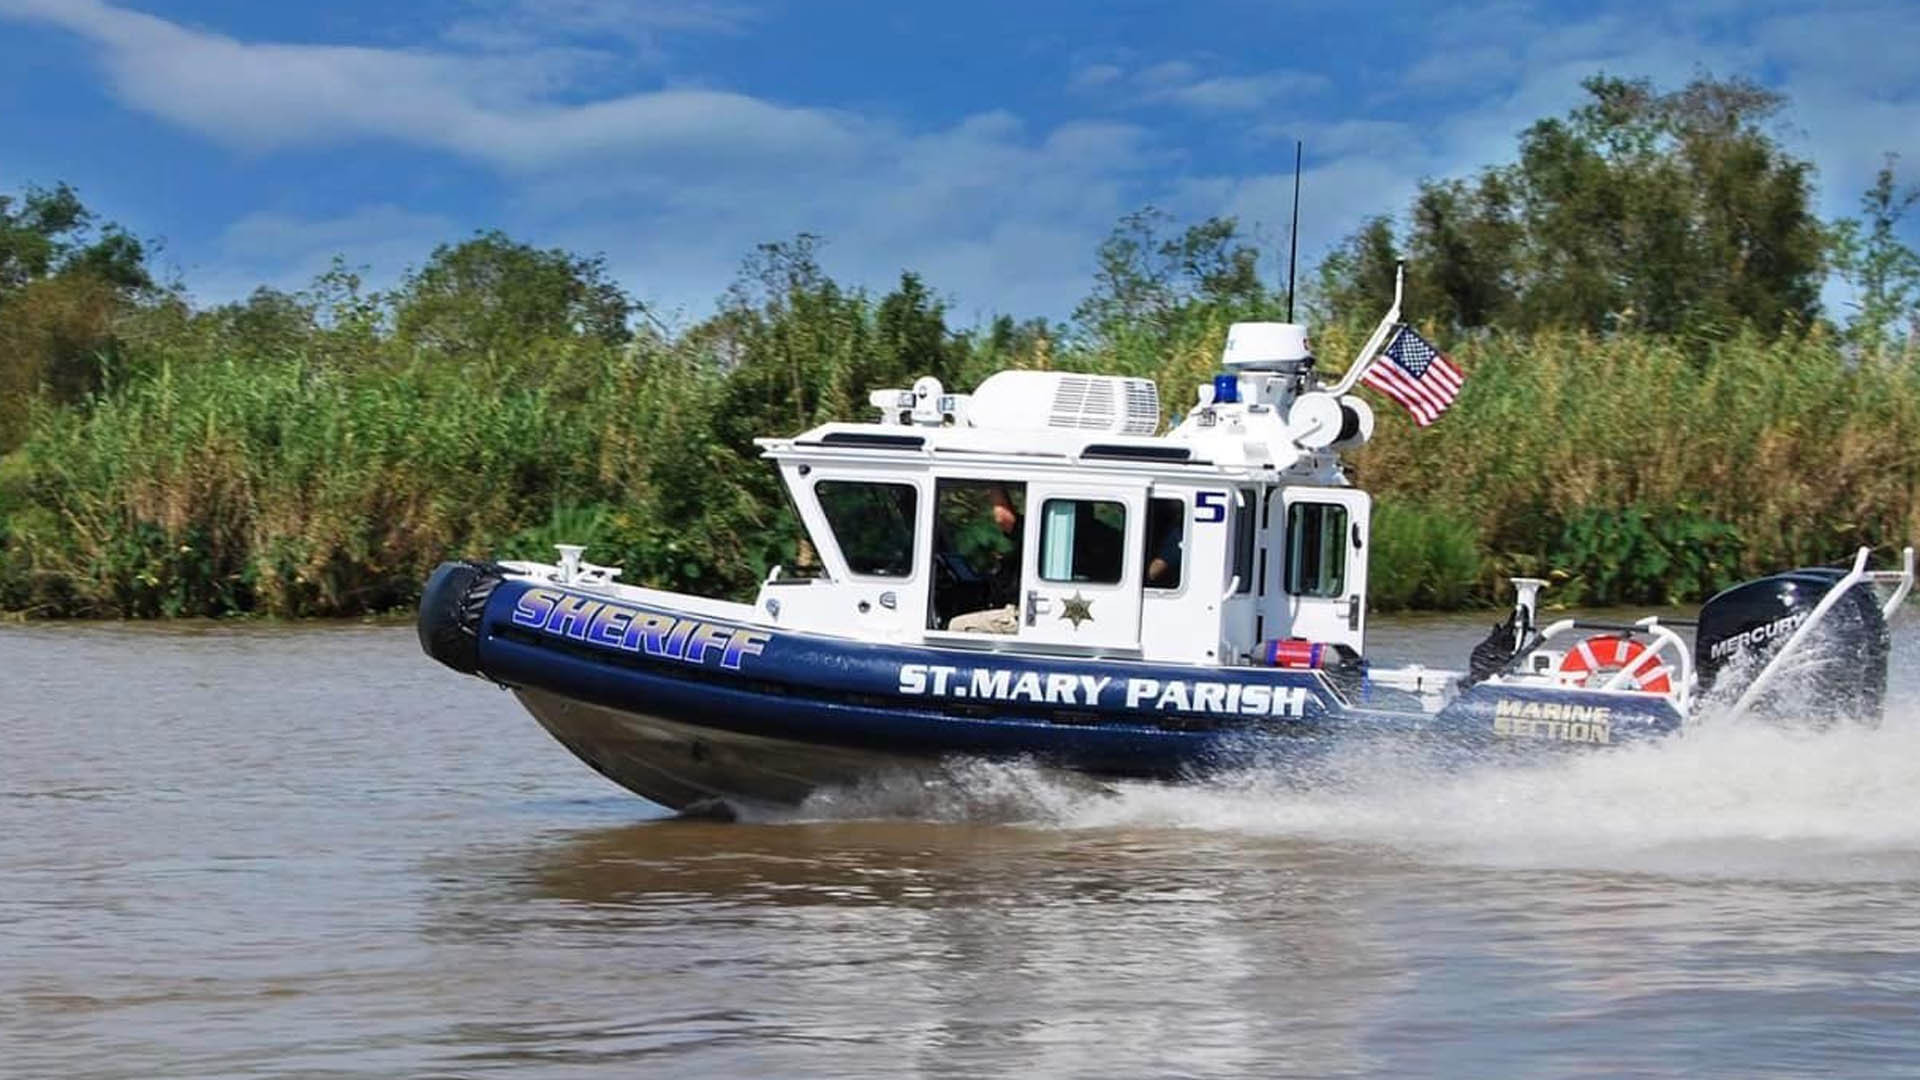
[1223,322,1313,370]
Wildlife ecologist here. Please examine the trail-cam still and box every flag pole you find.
[1330,260,1403,396]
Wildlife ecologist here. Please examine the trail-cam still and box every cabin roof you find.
[762,421,1204,464]
[757,419,1349,486]
[755,365,1360,487]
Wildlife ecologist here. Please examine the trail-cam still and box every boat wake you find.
[784,696,1920,881]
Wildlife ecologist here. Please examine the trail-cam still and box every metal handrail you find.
[1595,616,1693,699]
[1503,615,1691,704]
[1866,546,1915,618]
[1725,546,1872,718]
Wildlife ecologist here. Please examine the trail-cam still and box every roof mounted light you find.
[869,377,958,426]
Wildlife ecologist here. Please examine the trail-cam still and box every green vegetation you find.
[1353,327,1920,608]
[1368,501,1482,612]
[1314,75,1828,340]
[3,74,1919,618]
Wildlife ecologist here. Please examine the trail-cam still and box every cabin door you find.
[1278,488,1371,653]
[1017,481,1147,651]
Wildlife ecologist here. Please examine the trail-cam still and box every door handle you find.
[1025,590,1051,626]
[1346,593,1361,631]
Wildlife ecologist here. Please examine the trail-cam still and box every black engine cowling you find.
[1694,567,1889,721]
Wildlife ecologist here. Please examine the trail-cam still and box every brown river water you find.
[4,615,1919,1078]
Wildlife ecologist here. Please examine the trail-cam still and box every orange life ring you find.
[1557,634,1674,694]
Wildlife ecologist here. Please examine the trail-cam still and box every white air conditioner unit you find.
[966,371,1160,436]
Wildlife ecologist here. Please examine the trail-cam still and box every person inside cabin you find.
[1144,498,1184,589]
[946,483,1023,633]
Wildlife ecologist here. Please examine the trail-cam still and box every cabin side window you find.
[1144,497,1184,590]
[814,480,918,577]
[1285,502,1349,597]
[1038,499,1126,584]
[1232,488,1257,594]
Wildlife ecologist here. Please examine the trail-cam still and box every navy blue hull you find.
[425,571,1686,811]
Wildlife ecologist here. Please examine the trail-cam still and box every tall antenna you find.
[1286,140,1302,322]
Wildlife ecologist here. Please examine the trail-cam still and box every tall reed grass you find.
[2,317,1915,616]
[3,341,648,615]
[1357,327,1920,604]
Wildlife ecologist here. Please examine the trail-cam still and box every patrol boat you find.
[418,282,1913,815]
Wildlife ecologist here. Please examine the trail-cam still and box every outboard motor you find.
[1694,568,1890,723]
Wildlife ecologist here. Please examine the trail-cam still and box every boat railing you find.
[500,544,624,589]
[1516,615,1694,707]
[1864,545,1916,618]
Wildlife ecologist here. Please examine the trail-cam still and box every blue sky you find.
[2,0,1916,326]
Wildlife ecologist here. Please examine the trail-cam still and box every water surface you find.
[4,616,1918,1078]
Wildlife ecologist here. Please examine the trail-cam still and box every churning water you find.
[797,615,1920,882]
[4,615,1918,1078]
[793,693,1920,882]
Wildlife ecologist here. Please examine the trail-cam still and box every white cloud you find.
[1148,73,1329,112]
[451,0,755,45]
[0,0,861,172]
[1134,60,1200,89]
[1068,62,1125,93]
[440,0,755,75]
[1069,55,1326,113]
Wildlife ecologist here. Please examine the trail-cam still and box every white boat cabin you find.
[752,323,1382,667]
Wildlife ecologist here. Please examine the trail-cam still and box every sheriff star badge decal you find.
[1060,591,1095,628]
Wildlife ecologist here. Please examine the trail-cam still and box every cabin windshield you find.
[815,479,918,577]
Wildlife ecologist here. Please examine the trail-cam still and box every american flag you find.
[1359,325,1464,427]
